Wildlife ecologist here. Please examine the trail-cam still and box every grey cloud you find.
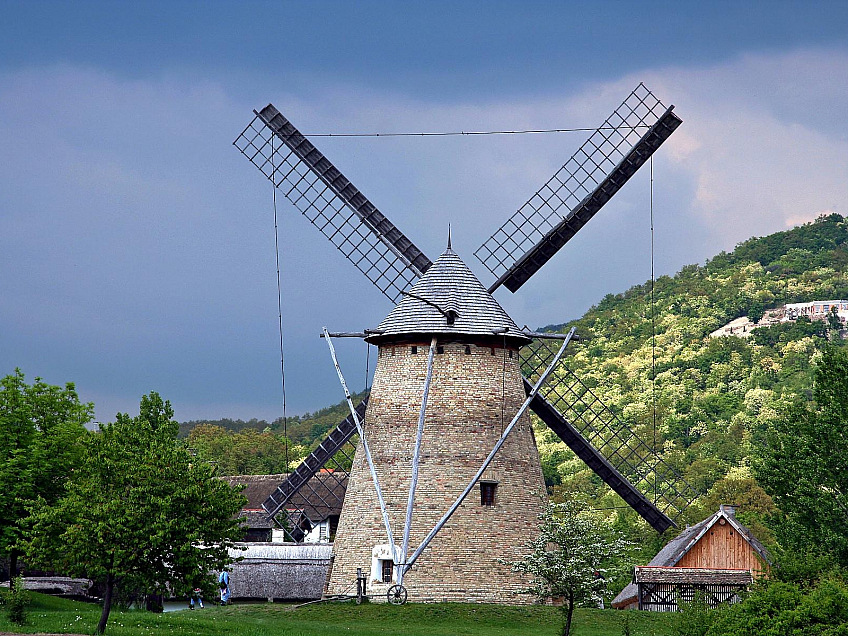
[2,49,846,421]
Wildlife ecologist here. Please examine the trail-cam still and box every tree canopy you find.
[532,213,848,539]
[754,347,848,567]
[187,424,295,476]
[22,392,246,634]
[0,369,92,582]
[506,500,630,636]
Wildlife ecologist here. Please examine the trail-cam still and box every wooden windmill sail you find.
[233,83,700,601]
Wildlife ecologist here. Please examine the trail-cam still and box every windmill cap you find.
[367,246,530,345]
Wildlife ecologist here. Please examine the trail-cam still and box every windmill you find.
[233,83,699,603]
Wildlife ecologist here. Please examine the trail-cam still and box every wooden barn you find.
[613,505,770,611]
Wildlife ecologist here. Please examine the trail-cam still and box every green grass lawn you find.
[0,593,679,636]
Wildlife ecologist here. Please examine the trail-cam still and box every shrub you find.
[1,577,31,625]
[705,577,848,635]
[675,592,717,636]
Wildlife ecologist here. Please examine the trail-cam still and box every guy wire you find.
[299,124,650,139]
[365,341,371,393]
[271,136,289,471]
[500,333,507,435]
[650,155,657,505]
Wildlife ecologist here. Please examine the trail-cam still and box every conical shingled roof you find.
[367,245,530,345]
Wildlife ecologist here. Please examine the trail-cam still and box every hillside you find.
[534,213,848,534]
[179,391,365,443]
[182,214,848,534]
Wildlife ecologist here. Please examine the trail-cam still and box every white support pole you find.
[403,328,575,574]
[322,327,397,567]
[398,336,437,586]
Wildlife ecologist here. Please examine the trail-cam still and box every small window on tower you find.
[411,346,417,355]
[464,345,471,355]
[381,559,393,583]
[480,482,497,506]
[437,346,445,354]
[508,350,513,359]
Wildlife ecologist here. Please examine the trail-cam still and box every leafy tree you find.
[0,576,31,625]
[505,500,630,636]
[0,369,91,586]
[748,300,765,324]
[188,424,296,475]
[22,392,246,634]
[703,476,777,544]
[754,348,848,567]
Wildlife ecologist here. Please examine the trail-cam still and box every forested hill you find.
[184,214,848,521]
[178,393,364,442]
[535,212,848,527]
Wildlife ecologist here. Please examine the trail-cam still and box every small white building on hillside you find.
[785,300,848,321]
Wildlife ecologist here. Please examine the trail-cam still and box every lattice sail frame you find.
[278,441,356,542]
[234,105,431,304]
[234,90,696,537]
[521,339,700,523]
[476,83,679,291]
[263,399,368,542]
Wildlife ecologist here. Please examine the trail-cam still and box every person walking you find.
[188,587,203,610]
[218,570,230,605]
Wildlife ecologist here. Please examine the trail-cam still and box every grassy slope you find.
[0,593,678,636]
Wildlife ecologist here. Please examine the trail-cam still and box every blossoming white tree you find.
[506,500,631,636]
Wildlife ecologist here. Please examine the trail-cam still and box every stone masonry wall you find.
[327,340,547,603]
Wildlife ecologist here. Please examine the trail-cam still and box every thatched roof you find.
[226,543,332,601]
[612,505,770,608]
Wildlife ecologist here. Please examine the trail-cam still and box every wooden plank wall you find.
[677,519,766,575]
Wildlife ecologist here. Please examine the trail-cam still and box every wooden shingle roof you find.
[367,245,529,345]
[634,566,754,585]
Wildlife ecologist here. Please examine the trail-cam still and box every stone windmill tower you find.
[327,239,545,602]
[234,83,700,603]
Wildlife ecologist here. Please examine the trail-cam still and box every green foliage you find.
[532,213,848,559]
[828,306,843,331]
[770,546,841,588]
[281,390,368,446]
[21,391,246,634]
[178,417,268,438]
[180,392,368,475]
[705,577,848,636]
[0,369,92,571]
[702,477,776,544]
[754,348,848,567]
[675,592,716,636]
[749,316,827,348]
[1,577,31,625]
[188,424,296,475]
